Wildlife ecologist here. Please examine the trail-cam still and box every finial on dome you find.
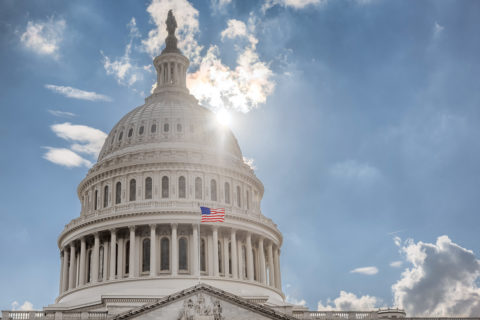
[162,10,181,54]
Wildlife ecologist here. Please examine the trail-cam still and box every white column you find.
[237,238,243,280]
[274,247,282,290]
[118,237,124,278]
[171,223,178,276]
[150,224,157,277]
[59,251,65,293]
[109,229,116,280]
[223,234,229,277]
[230,230,238,279]
[129,226,135,278]
[79,237,86,286]
[192,224,199,277]
[212,227,219,277]
[92,233,100,283]
[258,238,266,285]
[267,242,275,287]
[68,244,76,290]
[246,233,254,281]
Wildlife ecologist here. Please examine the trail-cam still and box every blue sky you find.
[1,0,480,316]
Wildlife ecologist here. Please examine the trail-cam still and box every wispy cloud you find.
[350,266,379,275]
[43,147,92,168]
[20,17,65,58]
[45,84,112,102]
[390,261,403,268]
[330,160,381,182]
[318,291,379,311]
[47,109,76,118]
[434,22,444,38]
[263,0,326,11]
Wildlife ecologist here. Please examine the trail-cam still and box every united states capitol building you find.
[1,11,477,320]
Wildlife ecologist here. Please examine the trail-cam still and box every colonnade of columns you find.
[59,224,282,295]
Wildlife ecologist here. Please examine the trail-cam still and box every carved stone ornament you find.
[177,293,223,320]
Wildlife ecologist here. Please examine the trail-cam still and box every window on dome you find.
[253,248,257,281]
[228,242,232,275]
[139,126,144,135]
[164,123,169,132]
[118,131,123,141]
[125,241,130,275]
[94,190,98,210]
[160,237,170,271]
[200,238,206,272]
[103,185,109,208]
[129,179,136,201]
[145,177,152,199]
[99,246,104,281]
[246,191,250,210]
[210,179,217,201]
[242,245,247,279]
[151,124,156,133]
[195,177,202,200]
[115,243,118,276]
[178,176,186,198]
[87,250,92,282]
[179,237,188,271]
[218,241,223,274]
[128,128,133,137]
[177,123,182,132]
[142,238,150,273]
[116,182,122,204]
[236,186,241,208]
[225,182,230,204]
[162,176,169,198]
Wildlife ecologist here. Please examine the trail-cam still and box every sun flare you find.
[215,109,232,127]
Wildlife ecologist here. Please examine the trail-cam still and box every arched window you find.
[164,123,169,132]
[177,123,182,132]
[225,182,230,204]
[87,250,92,283]
[160,237,170,271]
[151,124,156,133]
[195,177,202,200]
[116,182,122,204]
[94,190,98,210]
[200,238,206,272]
[139,126,144,135]
[99,246,104,281]
[218,241,223,274]
[236,186,241,207]
[103,186,109,208]
[142,238,150,273]
[228,242,232,275]
[210,179,217,201]
[118,131,123,141]
[125,241,130,275]
[128,128,133,137]
[179,237,188,271]
[162,176,169,198]
[178,176,186,199]
[129,179,136,201]
[145,177,152,199]
[246,190,250,209]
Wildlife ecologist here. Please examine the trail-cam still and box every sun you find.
[215,109,232,127]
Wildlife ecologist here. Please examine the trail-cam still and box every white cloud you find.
[263,0,326,11]
[11,301,34,311]
[211,0,232,10]
[20,17,65,57]
[394,236,402,247]
[102,18,143,86]
[330,160,381,182]
[350,266,379,275]
[43,147,92,168]
[45,84,112,102]
[221,19,248,40]
[434,22,444,38]
[392,236,480,316]
[317,291,379,311]
[50,122,107,157]
[390,261,403,268]
[47,109,76,118]
[243,157,256,170]
[142,0,203,64]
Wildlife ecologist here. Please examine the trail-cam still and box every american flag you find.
[200,207,225,222]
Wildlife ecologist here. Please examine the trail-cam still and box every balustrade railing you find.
[1,312,108,320]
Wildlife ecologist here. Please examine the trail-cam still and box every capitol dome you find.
[53,11,284,314]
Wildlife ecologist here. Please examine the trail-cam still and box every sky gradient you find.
[1,0,480,316]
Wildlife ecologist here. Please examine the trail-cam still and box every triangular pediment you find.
[114,284,295,320]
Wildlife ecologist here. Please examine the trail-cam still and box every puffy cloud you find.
[43,148,92,168]
[393,236,480,316]
[50,122,107,157]
[317,291,379,311]
[243,157,256,170]
[20,17,65,57]
[390,261,403,268]
[45,84,112,102]
[47,109,76,118]
[350,266,379,275]
[11,301,34,311]
[221,19,248,40]
[330,160,381,182]
[142,0,203,64]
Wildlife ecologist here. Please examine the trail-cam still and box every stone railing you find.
[293,311,378,320]
[1,312,108,320]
